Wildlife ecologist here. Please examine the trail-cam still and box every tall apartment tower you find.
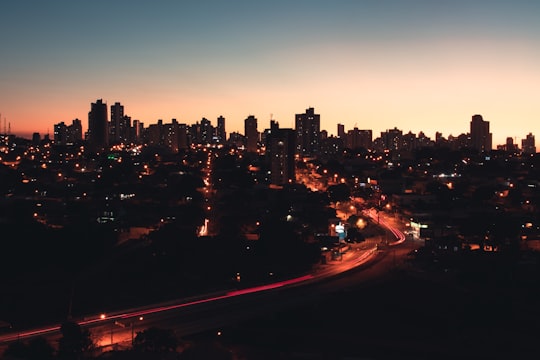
[132,120,143,144]
[470,114,492,153]
[346,128,372,150]
[522,133,536,154]
[54,122,68,145]
[268,128,296,186]
[70,118,83,142]
[110,102,124,144]
[200,117,213,144]
[244,115,258,153]
[87,99,109,152]
[381,127,403,151]
[164,119,179,153]
[337,123,345,139]
[217,115,226,144]
[178,123,188,150]
[55,119,83,145]
[295,107,320,157]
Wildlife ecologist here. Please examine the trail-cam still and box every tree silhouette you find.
[2,336,54,360]
[132,327,178,353]
[57,321,94,360]
[327,183,350,203]
[2,341,28,359]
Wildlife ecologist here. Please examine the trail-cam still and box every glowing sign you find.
[335,222,346,240]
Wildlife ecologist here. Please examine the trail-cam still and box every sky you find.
[1,0,539,146]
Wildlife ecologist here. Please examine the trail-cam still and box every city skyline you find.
[1,1,539,145]
[15,100,539,151]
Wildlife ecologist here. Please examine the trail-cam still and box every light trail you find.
[0,216,385,346]
[0,274,314,344]
[364,208,406,245]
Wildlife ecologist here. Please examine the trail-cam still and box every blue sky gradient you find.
[1,1,539,145]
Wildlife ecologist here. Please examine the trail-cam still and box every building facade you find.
[268,128,296,185]
[295,107,320,157]
[470,114,492,152]
[87,99,109,152]
[245,115,258,153]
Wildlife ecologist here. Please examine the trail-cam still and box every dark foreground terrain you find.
[188,262,540,360]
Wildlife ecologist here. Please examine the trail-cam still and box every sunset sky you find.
[1,0,539,146]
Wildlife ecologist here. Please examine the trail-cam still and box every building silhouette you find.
[54,119,83,146]
[346,128,372,150]
[245,115,258,153]
[32,132,41,145]
[200,118,213,144]
[267,125,296,186]
[146,119,184,152]
[109,102,131,145]
[178,123,188,150]
[470,114,492,152]
[53,122,68,145]
[164,119,180,152]
[132,120,143,144]
[70,119,83,143]
[295,107,320,157]
[87,99,109,152]
[147,119,164,147]
[337,123,345,139]
[522,133,536,154]
[110,102,124,144]
[217,116,226,144]
[380,127,403,151]
[320,136,344,157]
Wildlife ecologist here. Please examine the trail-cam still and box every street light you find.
[131,316,144,345]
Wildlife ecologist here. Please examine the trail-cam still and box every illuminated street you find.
[0,209,410,353]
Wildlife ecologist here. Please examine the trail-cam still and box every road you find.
[0,210,417,353]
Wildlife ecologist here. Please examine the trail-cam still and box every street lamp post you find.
[131,316,144,346]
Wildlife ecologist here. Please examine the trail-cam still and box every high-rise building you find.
[522,133,536,154]
[337,123,345,139]
[132,120,143,144]
[110,102,124,144]
[110,102,131,144]
[54,122,68,145]
[164,119,179,153]
[121,115,131,143]
[268,127,296,185]
[295,107,320,157]
[87,99,108,152]
[380,127,402,151]
[217,116,226,144]
[32,132,41,145]
[470,114,492,152]
[320,136,344,157]
[346,128,372,150]
[504,137,519,153]
[200,118,213,144]
[70,118,83,143]
[147,119,164,147]
[174,123,186,150]
[228,131,246,148]
[245,115,258,153]
[188,123,201,145]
